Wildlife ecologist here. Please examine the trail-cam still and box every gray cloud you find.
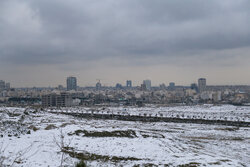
[0,0,250,86]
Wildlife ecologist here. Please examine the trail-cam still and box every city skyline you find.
[1,76,250,88]
[1,0,250,87]
[1,77,250,88]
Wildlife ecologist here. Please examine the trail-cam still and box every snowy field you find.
[0,105,250,167]
[48,104,250,122]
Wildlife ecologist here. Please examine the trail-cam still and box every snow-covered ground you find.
[48,104,250,122]
[0,105,250,167]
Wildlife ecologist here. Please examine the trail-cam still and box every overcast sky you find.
[0,0,250,87]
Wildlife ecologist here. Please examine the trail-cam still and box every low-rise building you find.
[42,92,72,107]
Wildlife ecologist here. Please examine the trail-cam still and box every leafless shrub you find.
[53,129,73,167]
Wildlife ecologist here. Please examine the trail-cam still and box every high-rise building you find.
[143,80,151,90]
[141,83,146,91]
[190,83,198,92]
[169,82,175,87]
[67,76,77,91]
[198,78,206,93]
[96,81,102,90]
[126,80,132,87]
[0,80,5,91]
[168,82,175,90]
[159,83,166,90]
[57,85,64,91]
[116,83,123,89]
[5,83,10,90]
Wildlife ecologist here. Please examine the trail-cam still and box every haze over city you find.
[1,0,250,87]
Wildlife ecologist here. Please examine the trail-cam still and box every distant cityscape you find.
[0,77,250,107]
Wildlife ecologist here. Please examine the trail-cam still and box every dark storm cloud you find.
[0,0,250,65]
